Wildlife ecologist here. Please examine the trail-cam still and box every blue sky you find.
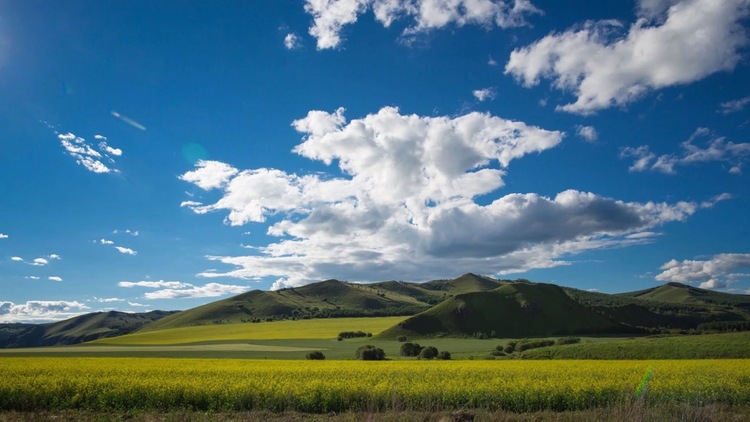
[1,0,749,322]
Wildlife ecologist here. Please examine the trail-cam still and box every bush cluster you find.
[355,345,386,360]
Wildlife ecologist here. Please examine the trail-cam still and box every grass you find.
[93,316,409,344]
[520,332,750,359]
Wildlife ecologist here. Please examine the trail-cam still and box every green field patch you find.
[93,316,409,345]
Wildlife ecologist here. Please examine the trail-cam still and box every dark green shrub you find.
[356,345,386,360]
[338,331,371,339]
[418,346,438,360]
[306,351,325,360]
[400,342,423,357]
[397,336,408,342]
[557,337,581,345]
[437,351,451,360]
[517,339,555,352]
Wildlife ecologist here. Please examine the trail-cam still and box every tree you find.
[418,346,438,360]
[306,351,325,360]
[400,342,423,357]
[437,351,451,360]
[356,345,386,360]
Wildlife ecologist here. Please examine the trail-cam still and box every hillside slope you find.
[0,310,173,348]
[380,281,626,339]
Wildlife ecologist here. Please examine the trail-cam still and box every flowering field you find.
[2,358,748,413]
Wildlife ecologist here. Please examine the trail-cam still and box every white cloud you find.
[505,0,750,114]
[114,246,137,255]
[0,300,90,323]
[10,256,23,262]
[48,254,61,260]
[143,282,248,299]
[181,107,711,287]
[127,302,150,307]
[718,96,750,114]
[304,0,541,49]
[57,132,119,174]
[118,280,190,289]
[100,239,115,245]
[179,160,239,190]
[284,33,302,49]
[575,125,598,143]
[92,297,125,303]
[48,276,63,282]
[621,128,750,174]
[117,279,245,299]
[0,233,7,239]
[656,253,750,289]
[472,87,496,102]
[25,276,40,280]
[32,258,48,266]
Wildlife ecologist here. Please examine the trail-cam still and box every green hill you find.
[379,281,625,339]
[564,284,750,331]
[619,282,750,311]
[140,279,432,331]
[0,310,173,348]
[140,274,506,332]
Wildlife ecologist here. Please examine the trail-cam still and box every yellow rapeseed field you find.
[1,358,748,412]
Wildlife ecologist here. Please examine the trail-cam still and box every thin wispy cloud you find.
[57,132,122,174]
[621,128,750,174]
[718,96,750,114]
[118,280,246,299]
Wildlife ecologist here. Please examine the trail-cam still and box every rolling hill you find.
[3,275,750,348]
[379,281,627,339]
[0,310,173,348]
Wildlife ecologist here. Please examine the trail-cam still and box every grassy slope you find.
[379,282,624,339]
[619,282,750,310]
[520,332,750,359]
[95,316,409,344]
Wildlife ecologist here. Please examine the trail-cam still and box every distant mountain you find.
[618,282,750,311]
[0,310,174,348]
[379,281,626,339]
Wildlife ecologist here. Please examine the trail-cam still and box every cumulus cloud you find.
[284,33,302,49]
[100,239,115,245]
[25,276,41,280]
[48,254,61,260]
[0,300,90,323]
[621,128,750,174]
[10,256,23,262]
[114,246,137,255]
[181,106,713,288]
[575,125,598,143]
[57,132,122,173]
[48,276,63,282]
[473,88,496,102]
[179,160,240,190]
[505,0,750,114]
[113,229,139,236]
[0,233,7,239]
[304,0,541,49]
[655,253,750,289]
[127,302,150,307]
[718,96,750,114]
[117,279,246,299]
